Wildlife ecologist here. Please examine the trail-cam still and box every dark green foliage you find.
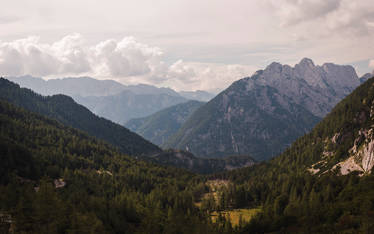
[0,100,219,233]
[144,150,255,174]
[0,78,161,156]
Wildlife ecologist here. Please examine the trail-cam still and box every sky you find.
[0,0,373,92]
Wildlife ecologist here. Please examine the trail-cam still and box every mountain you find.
[210,77,374,233]
[7,76,200,124]
[0,78,161,156]
[75,91,188,124]
[0,99,218,233]
[165,58,361,160]
[124,83,180,96]
[144,150,255,174]
[360,72,373,84]
[179,90,215,102]
[125,100,204,145]
[7,75,213,100]
[6,75,128,97]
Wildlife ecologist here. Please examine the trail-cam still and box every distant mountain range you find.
[0,78,161,156]
[0,78,255,174]
[125,100,204,145]
[178,90,215,102]
[6,76,127,97]
[74,91,189,124]
[164,58,362,160]
[6,76,214,124]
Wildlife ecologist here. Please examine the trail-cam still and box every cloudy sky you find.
[1,0,373,91]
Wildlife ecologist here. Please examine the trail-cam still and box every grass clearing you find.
[211,208,261,227]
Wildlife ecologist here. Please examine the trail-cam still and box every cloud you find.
[51,33,91,74]
[162,61,257,91]
[0,34,257,91]
[369,60,374,70]
[0,16,20,24]
[0,36,61,76]
[0,34,163,78]
[266,0,374,35]
[267,0,341,26]
[92,37,163,77]
[167,60,196,83]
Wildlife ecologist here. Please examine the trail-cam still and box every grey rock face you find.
[246,58,359,117]
[165,58,361,160]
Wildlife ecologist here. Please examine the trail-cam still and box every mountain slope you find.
[125,100,204,145]
[74,91,188,124]
[165,58,360,160]
[0,100,218,233]
[165,81,321,160]
[204,77,374,233]
[0,78,161,156]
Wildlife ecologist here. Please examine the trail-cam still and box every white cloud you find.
[163,61,257,91]
[92,37,163,77]
[51,33,91,74]
[267,0,341,26]
[167,60,196,83]
[0,34,164,78]
[0,34,257,91]
[0,36,61,76]
[266,0,374,35]
[0,15,20,24]
[369,60,374,70]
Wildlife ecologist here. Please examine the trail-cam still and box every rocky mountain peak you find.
[266,62,283,72]
[299,57,315,68]
[250,58,360,117]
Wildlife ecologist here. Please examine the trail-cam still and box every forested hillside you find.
[204,77,374,233]
[0,78,161,156]
[0,100,223,233]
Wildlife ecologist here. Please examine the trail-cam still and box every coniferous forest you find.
[0,98,216,233]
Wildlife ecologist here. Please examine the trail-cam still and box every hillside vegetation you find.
[0,100,224,233]
[204,77,374,233]
[0,78,161,156]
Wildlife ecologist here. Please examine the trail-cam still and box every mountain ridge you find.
[0,78,161,156]
[125,100,204,145]
[165,58,361,160]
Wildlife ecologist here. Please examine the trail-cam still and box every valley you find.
[2,1,374,232]
[0,71,374,233]
[1,56,374,234]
